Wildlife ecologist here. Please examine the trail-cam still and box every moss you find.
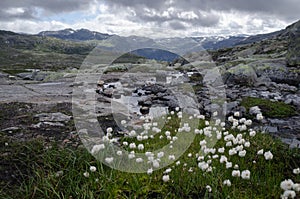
[241,97,297,118]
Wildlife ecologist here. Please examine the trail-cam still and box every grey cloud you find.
[108,0,300,22]
[168,21,186,30]
[0,0,94,21]
[0,7,36,21]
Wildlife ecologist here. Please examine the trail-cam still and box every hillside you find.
[0,30,96,71]
[182,20,300,87]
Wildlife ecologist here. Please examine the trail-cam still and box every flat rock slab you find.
[35,112,72,123]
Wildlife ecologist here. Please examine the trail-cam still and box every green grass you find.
[241,97,297,118]
[1,115,300,199]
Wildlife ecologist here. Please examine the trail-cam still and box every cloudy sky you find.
[0,0,299,38]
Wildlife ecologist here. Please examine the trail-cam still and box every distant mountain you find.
[192,36,246,50]
[38,28,112,41]
[35,27,289,55]
[96,35,159,52]
[131,48,180,62]
[234,30,285,46]
[1,19,299,71]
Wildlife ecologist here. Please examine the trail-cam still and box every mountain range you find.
[36,28,283,54]
[0,19,299,70]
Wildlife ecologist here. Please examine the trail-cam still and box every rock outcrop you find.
[287,20,300,66]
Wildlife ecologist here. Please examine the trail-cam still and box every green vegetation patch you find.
[241,97,297,118]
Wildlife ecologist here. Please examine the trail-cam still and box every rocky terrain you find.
[0,20,300,152]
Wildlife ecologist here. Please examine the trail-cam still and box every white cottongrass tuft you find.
[164,168,172,173]
[293,168,300,175]
[153,160,160,168]
[220,155,227,163]
[293,183,300,192]
[223,179,232,186]
[106,127,113,134]
[280,179,294,191]
[147,168,153,175]
[232,170,241,177]
[206,185,212,192]
[226,162,232,169]
[281,190,296,198]
[91,144,105,155]
[234,112,240,117]
[244,141,251,148]
[162,175,170,182]
[137,144,144,150]
[249,130,256,137]
[256,113,264,120]
[257,149,264,155]
[129,143,136,149]
[128,153,135,159]
[157,152,164,158]
[136,158,143,163]
[89,166,96,172]
[168,155,175,160]
[241,170,251,180]
[83,171,89,178]
[238,150,247,157]
[264,151,273,160]
[121,120,127,125]
[218,147,225,153]
[105,157,114,164]
[198,162,209,171]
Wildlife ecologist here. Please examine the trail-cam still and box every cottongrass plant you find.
[2,111,300,198]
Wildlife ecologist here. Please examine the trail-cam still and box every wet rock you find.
[142,84,167,94]
[138,97,152,107]
[140,106,150,115]
[32,122,65,128]
[8,75,17,80]
[35,112,72,123]
[17,72,36,80]
[103,89,114,98]
[97,80,105,87]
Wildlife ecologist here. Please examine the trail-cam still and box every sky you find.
[0,0,299,38]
